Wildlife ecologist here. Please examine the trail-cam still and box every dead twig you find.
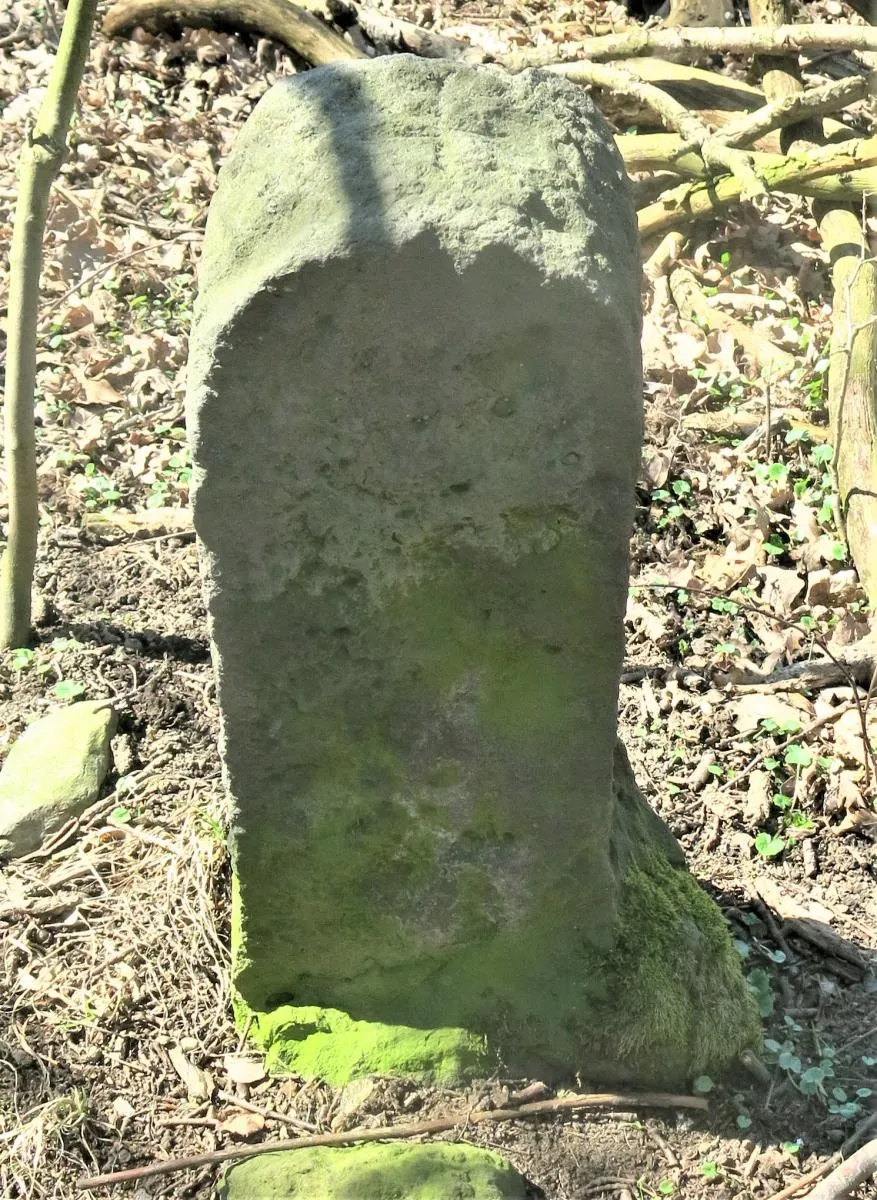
[76,1090,708,1190]
[215,1090,318,1134]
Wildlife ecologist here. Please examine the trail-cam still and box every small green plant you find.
[52,678,86,700]
[10,646,35,670]
[146,447,192,508]
[755,832,786,859]
[80,462,121,509]
[699,1161,720,1180]
[747,967,774,1017]
[649,478,697,529]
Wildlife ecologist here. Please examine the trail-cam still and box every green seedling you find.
[755,832,786,859]
[52,679,86,700]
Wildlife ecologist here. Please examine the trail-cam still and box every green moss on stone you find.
[248,1004,492,1083]
[217,1142,529,1200]
[228,522,759,1087]
[238,849,759,1087]
[589,852,762,1082]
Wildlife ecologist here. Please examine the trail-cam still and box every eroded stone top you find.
[190,56,639,342]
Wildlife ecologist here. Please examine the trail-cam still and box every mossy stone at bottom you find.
[247,1004,491,1084]
[242,844,760,1087]
[216,1143,530,1199]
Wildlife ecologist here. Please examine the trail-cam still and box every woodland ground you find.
[0,0,876,1197]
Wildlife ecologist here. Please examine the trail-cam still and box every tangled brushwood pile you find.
[0,0,876,1196]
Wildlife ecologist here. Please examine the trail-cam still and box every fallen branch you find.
[725,635,877,691]
[596,58,852,149]
[716,72,876,150]
[822,209,877,610]
[668,265,795,378]
[617,133,877,200]
[637,135,877,237]
[768,1111,877,1200]
[103,0,363,65]
[353,5,484,61]
[681,408,828,442]
[547,61,767,197]
[805,1138,877,1200]
[643,229,687,278]
[511,24,877,67]
[76,1089,707,1190]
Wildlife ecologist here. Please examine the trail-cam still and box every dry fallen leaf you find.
[836,802,877,837]
[82,377,125,408]
[730,692,813,734]
[168,1045,213,1101]
[218,1110,265,1138]
[759,564,805,618]
[111,1096,136,1121]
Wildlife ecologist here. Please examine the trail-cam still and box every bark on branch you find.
[617,132,877,200]
[550,61,768,197]
[103,0,363,64]
[821,208,877,608]
[714,72,875,149]
[636,135,877,237]
[511,24,877,67]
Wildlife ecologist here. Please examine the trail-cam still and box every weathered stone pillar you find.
[187,55,758,1085]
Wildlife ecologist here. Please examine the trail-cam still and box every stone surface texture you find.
[188,55,759,1082]
[0,701,116,858]
[217,1142,530,1199]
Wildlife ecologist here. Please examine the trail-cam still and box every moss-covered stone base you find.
[240,843,760,1087]
[248,1004,492,1083]
[217,1143,530,1200]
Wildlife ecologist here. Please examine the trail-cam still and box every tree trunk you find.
[0,0,100,649]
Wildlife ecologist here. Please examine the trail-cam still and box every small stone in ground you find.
[0,700,117,859]
[216,1142,531,1199]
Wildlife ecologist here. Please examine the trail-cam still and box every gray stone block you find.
[188,56,758,1083]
